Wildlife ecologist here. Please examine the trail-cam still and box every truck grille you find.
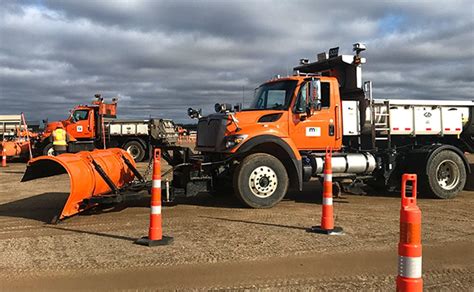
[197,115,227,151]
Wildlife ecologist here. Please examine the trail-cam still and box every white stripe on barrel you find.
[398,256,422,278]
[151,205,162,215]
[322,197,333,205]
[324,173,332,182]
[152,179,161,189]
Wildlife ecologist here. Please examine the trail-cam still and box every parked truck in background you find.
[165,43,473,205]
[37,95,178,161]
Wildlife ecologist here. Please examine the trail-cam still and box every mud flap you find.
[21,148,137,221]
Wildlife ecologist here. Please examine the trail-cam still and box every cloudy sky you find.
[1,0,473,123]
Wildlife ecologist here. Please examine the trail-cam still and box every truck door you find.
[67,109,95,139]
[289,79,340,150]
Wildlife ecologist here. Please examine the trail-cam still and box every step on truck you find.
[167,43,473,205]
[36,94,178,161]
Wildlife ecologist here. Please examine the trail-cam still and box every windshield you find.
[247,80,298,110]
[71,110,89,122]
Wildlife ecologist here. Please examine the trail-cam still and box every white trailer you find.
[342,99,472,137]
[0,115,22,138]
[103,119,179,162]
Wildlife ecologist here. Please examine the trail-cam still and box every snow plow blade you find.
[21,148,139,222]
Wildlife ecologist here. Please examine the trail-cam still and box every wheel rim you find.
[47,147,56,156]
[126,145,140,159]
[436,159,460,191]
[248,166,278,198]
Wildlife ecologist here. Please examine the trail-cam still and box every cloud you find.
[0,0,473,123]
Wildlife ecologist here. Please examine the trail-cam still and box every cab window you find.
[321,82,330,108]
[266,90,286,108]
[72,110,89,122]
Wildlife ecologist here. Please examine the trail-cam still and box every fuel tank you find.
[309,152,376,175]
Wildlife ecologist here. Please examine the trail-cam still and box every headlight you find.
[225,134,248,149]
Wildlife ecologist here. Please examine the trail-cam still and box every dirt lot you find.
[0,155,473,291]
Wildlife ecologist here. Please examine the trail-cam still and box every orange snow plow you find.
[21,148,149,223]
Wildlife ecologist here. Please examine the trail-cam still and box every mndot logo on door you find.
[306,127,321,137]
[77,125,83,132]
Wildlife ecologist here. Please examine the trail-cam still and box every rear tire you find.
[123,140,145,162]
[233,153,288,208]
[424,150,466,199]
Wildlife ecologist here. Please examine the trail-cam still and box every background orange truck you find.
[35,94,178,161]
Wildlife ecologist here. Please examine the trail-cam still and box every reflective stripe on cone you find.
[152,179,161,189]
[324,173,332,182]
[322,197,333,205]
[398,256,422,279]
[151,205,162,215]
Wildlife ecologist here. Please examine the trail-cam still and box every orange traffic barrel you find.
[1,146,7,167]
[396,174,423,292]
[136,148,173,246]
[308,147,343,235]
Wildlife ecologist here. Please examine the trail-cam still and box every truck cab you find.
[65,106,96,139]
[196,76,343,154]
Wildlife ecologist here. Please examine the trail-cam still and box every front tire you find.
[424,150,467,199]
[43,143,56,156]
[233,153,289,208]
[123,140,145,162]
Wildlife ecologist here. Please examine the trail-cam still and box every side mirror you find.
[188,107,202,119]
[306,79,322,116]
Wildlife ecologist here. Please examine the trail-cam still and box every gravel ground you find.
[0,154,473,291]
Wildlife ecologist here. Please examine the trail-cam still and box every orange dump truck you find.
[169,43,473,206]
[35,95,178,161]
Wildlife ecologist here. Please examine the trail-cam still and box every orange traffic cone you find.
[396,174,423,292]
[135,148,173,246]
[1,147,7,168]
[308,147,343,235]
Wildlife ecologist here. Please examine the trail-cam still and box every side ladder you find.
[365,81,392,150]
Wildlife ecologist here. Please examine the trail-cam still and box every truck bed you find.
[103,118,179,144]
[342,99,473,137]
[105,119,149,136]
